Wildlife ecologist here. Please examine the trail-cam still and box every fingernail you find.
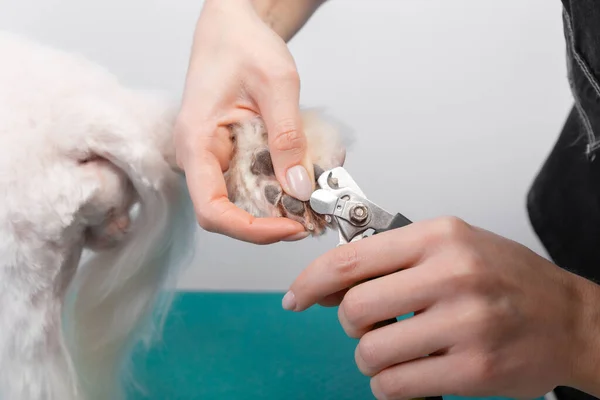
[282,291,297,311]
[283,231,310,242]
[286,165,312,201]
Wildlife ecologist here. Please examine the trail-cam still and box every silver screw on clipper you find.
[349,203,369,225]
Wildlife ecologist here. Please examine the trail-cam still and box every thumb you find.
[257,76,314,201]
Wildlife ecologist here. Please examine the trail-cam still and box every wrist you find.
[201,0,254,16]
[566,272,600,396]
[204,0,249,6]
[249,0,326,42]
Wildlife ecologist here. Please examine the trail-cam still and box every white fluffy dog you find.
[0,32,345,400]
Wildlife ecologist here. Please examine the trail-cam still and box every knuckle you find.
[270,64,300,86]
[489,295,517,321]
[461,298,501,340]
[256,60,300,93]
[451,248,485,278]
[371,372,402,400]
[471,352,499,384]
[270,120,306,155]
[340,288,368,336]
[445,253,497,302]
[466,300,493,328]
[342,288,366,323]
[356,335,379,375]
[332,245,361,284]
[433,216,470,242]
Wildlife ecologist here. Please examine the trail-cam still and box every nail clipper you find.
[309,166,412,246]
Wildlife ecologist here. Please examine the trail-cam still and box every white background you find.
[0,0,573,291]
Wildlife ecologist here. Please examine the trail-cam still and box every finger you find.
[353,310,452,377]
[370,354,462,400]
[337,265,441,338]
[317,289,348,307]
[251,68,314,201]
[287,217,474,312]
[287,225,427,311]
[182,140,305,244]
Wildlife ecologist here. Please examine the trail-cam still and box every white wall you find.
[0,0,573,291]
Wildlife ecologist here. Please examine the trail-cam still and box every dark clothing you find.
[527,1,600,399]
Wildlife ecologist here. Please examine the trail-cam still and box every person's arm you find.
[174,0,328,244]
[250,0,327,42]
[569,279,600,398]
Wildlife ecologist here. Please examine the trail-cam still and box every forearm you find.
[250,0,327,42]
[568,273,600,396]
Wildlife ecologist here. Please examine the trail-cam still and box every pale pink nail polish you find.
[281,291,296,311]
[286,165,312,201]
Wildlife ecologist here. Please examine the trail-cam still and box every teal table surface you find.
[128,291,542,400]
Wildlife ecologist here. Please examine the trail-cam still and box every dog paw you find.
[245,147,328,234]
[224,110,347,236]
[77,157,136,250]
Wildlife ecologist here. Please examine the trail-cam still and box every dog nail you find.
[313,164,324,182]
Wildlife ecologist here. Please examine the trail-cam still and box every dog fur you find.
[0,31,346,399]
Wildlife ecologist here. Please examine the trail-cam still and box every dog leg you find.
[0,251,82,400]
[0,158,129,400]
[77,156,137,251]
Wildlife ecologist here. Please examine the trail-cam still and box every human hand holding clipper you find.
[284,167,600,400]
[308,167,413,328]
